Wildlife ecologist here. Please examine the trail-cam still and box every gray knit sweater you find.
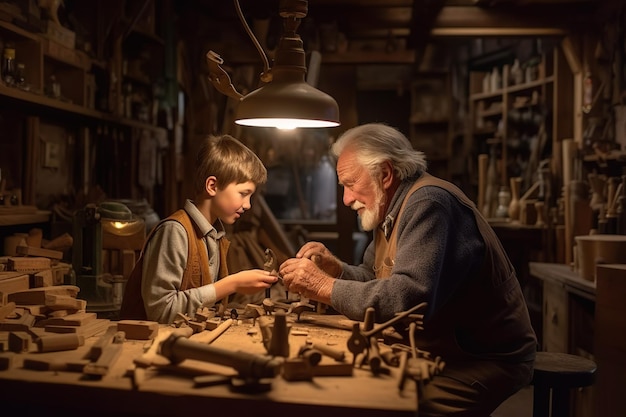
[332,177,486,323]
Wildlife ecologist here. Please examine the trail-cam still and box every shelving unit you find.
[0,3,170,240]
[468,46,573,216]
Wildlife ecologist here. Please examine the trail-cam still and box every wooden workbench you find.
[0,314,418,417]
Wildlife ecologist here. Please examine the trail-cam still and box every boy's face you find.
[212,180,256,224]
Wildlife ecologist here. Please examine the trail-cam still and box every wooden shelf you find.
[0,83,165,134]
[0,210,51,226]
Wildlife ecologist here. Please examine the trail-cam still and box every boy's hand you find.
[231,269,278,294]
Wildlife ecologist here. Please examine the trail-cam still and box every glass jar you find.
[2,45,16,86]
[15,62,25,86]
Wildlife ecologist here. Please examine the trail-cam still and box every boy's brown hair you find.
[194,135,267,194]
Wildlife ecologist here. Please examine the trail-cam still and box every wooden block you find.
[312,362,354,377]
[45,318,111,339]
[0,274,30,297]
[7,256,51,272]
[282,358,313,381]
[0,311,36,331]
[51,262,72,285]
[19,304,50,317]
[87,325,119,361]
[31,269,54,287]
[0,352,16,370]
[8,331,31,353]
[8,285,80,305]
[83,342,123,377]
[117,320,159,340]
[44,294,87,310]
[36,312,97,327]
[0,301,16,320]
[0,271,28,281]
[36,333,84,352]
[42,233,73,251]
[15,245,63,260]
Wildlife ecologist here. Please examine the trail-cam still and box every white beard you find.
[352,184,385,232]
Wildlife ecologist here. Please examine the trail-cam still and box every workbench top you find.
[0,314,418,417]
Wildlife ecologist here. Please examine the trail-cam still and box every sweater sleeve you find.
[142,221,217,323]
[331,186,484,323]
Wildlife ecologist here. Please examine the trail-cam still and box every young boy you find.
[120,134,277,323]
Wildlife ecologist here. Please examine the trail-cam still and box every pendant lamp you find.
[206,0,340,130]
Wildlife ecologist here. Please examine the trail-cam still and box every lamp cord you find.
[233,0,272,82]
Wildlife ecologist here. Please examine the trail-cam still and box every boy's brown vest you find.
[374,173,536,362]
[119,209,230,320]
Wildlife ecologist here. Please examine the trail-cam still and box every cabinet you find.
[409,72,452,180]
[469,46,573,216]
[530,262,596,417]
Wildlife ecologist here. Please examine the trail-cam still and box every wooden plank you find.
[0,302,16,320]
[44,294,87,311]
[35,312,97,327]
[7,256,51,272]
[7,285,80,304]
[45,318,111,339]
[0,275,30,300]
[117,320,159,340]
[31,269,54,287]
[0,271,28,281]
[0,312,36,332]
[15,245,63,260]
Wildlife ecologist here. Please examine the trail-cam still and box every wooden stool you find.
[531,351,596,417]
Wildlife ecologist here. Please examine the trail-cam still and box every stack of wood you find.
[0,285,110,355]
[0,227,111,356]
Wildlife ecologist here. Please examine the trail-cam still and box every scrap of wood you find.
[36,312,97,327]
[189,318,233,344]
[51,263,71,285]
[86,325,120,361]
[117,320,159,340]
[0,301,16,320]
[0,271,29,281]
[44,294,87,310]
[45,318,111,339]
[312,362,354,377]
[42,233,73,251]
[19,304,50,317]
[0,352,16,370]
[83,341,124,377]
[0,311,36,331]
[16,245,63,260]
[133,327,193,368]
[36,333,85,352]
[8,331,31,353]
[7,285,80,305]
[0,274,30,298]
[7,256,51,272]
[31,269,54,287]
